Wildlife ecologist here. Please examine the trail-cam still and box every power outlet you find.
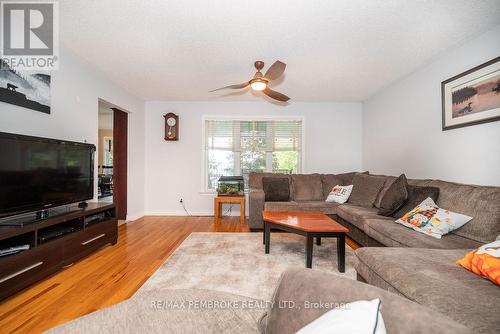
[179,198,183,203]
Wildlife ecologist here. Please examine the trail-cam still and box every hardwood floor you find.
[0,216,358,333]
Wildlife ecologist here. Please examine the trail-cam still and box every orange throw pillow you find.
[457,241,500,286]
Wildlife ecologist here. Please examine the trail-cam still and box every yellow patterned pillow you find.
[395,197,472,239]
[457,241,500,286]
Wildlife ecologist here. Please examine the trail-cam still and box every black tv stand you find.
[0,202,117,301]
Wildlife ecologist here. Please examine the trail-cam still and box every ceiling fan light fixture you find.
[210,61,289,102]
[250,79,267,91]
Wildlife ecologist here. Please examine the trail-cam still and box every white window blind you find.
[204,119,303,191]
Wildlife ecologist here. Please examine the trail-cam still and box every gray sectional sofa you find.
[249,171,500,333]
[248,172,499,248]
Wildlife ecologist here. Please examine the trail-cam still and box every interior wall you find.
[363,25,500,186]
[98,112,113,130]
[144,101,363,215]
[0,47,146,220]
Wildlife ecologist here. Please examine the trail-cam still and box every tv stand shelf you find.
[0,202,117,301]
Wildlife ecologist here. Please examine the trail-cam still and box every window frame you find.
[201,115,306,193]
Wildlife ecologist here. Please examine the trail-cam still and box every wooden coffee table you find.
[263,211,349,272]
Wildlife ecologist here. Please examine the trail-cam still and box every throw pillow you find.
[392,185,440,219]
[395,197,473,239]
[262,177,290,202]
[326,185,353,204]
[348,174,386,208]
[374,176,397,208]
[296,298,386,334]
[457,240,500,285]
[377,174,408,216]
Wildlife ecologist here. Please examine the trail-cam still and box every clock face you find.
[167,117,176,126]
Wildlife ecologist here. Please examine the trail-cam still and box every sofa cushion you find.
[47,289,264,334]
[354,247,500,333]
[291,174,323,201]
[248,172,291,190]
[321,172,364,199]
[262,177,290,202]
[377,174,408,216]
[364,218,482,249]
[392,184,440,219]
[425,180,500,244]
[336,204,388,230]
[266,268,471,334]
[321,174,345,199]
[348,174,387,208]
[264,201,341,215]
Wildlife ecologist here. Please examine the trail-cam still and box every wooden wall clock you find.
[163,113,179,141]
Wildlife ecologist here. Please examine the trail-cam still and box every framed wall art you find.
[442,56,500,130]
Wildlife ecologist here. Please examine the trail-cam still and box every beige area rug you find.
[138,232,356,300]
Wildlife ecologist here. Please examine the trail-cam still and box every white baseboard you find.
[143,211,213,216]
[126,212,145,222]
[143,211,245,217]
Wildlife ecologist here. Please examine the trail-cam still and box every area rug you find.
[138,232,356,300]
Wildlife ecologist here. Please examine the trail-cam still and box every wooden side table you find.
[214,196,245,224]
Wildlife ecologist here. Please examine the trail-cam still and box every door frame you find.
[111,107,128,220]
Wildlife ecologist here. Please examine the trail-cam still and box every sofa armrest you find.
[249,189,265,230]
[264,268,470,334]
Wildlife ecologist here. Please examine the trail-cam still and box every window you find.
[204,118,303,191]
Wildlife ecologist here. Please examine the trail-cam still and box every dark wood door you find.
[112,108,128,220]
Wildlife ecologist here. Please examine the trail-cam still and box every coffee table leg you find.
[337,234,345,273]
[316,237,321,246]
[264,222,270,254]
[305,235,313,268]
[263,225,265,244]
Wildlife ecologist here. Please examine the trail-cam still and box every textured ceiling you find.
[60,0,500,102]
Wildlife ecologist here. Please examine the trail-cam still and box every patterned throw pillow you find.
[325,185,353,204]
[457,241,500,285]
[395,197,472,239]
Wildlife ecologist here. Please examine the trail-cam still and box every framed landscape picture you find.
[442,56,500,130]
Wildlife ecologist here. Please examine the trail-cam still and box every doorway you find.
[98,100,128,220]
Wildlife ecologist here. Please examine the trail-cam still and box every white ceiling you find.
[60,0,500,102]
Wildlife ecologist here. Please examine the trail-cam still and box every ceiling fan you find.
[209,60,290,102]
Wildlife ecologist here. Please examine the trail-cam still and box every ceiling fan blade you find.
[209,82,249,92]
[264,61,286,80]
[262,87,290,102]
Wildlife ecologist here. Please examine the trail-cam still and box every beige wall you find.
[98,129,113,166]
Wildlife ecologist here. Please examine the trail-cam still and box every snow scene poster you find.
[0,59,51,114]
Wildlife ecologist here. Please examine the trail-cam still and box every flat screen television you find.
[0,132,95,219]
